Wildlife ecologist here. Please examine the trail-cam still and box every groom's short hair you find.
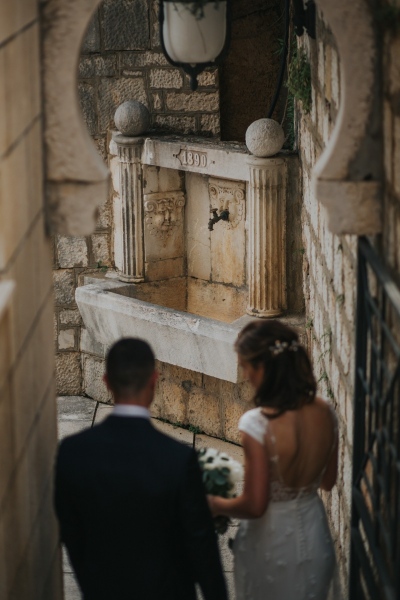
[106,338,155,396]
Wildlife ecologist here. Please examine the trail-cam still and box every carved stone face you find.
[144,192,186,243]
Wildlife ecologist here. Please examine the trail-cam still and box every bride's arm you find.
[208,432,269,519]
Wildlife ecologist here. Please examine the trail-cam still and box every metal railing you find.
[350,237,400,599]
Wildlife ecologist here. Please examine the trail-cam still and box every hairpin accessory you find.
[269,339,299,356]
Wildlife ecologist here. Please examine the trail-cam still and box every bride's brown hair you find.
[235,320,316,416]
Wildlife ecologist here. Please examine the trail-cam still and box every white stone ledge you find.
[141,136,251,181]
[76,281,253,382]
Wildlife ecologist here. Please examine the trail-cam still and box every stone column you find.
[246,156,287,317]
[113,134,145,282]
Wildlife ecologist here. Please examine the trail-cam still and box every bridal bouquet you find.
[197,447,243,534]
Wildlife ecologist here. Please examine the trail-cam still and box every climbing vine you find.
[286,45,312,114]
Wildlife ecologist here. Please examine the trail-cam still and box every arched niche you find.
[312,0,382,235]
[42,0,109,236]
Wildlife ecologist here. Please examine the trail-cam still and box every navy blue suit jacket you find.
[54,416,228,600]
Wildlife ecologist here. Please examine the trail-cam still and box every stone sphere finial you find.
[114,100,150,136]
[245,118,285,158]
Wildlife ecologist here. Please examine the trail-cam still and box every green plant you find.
[96,260,108,273]
[305,318,314,330]
[286,46,312,114]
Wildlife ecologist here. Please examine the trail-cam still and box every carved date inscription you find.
[177,148,207,168]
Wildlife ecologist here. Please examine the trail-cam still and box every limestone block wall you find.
[297,17,356,593]
[54,0,221,394]
[0,2,61,598]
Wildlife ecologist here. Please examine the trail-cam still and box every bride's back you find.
[264,397,337,490]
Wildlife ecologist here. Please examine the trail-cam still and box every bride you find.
[208,320,338,600]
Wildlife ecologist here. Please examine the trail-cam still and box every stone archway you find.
[42,0,109,237]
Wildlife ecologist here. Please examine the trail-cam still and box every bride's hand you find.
[207,494,219,517]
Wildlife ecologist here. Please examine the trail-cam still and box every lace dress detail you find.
[234,404,340,600]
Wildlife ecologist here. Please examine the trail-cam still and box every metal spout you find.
[208,208,229,231]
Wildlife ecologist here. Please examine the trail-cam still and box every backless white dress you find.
[233,406,338,600]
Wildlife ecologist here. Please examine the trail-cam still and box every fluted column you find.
[114,134,145,282]
[246,156,287,317]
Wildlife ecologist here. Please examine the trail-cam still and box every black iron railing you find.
[350,237,400,600]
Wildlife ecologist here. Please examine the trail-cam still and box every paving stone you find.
[219,525,236,572]
[151,418,194,446]
[57,396,96,421]
[102,0,149,51]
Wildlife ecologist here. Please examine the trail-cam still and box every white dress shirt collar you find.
[112,404,151,419]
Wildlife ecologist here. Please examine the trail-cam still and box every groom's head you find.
[104,338,156,405]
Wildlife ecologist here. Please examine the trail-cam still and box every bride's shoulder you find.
[238,407,268,443]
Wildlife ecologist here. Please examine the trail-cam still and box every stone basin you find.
[76,277,252,382]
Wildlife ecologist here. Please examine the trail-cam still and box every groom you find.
[55,338,227,600]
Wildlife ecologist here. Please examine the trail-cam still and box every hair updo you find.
[235,320,316,416]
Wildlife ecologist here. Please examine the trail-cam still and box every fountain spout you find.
[208,208,229,231]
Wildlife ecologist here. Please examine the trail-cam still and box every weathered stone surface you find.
[166,91,219,112]
[188,389,222,437]
[59,310,82,326]
[83,354,112,403]
[149,69,183,89]
[79,55,117,79]
[56,235,88,268]
[102,0,150,51]
[98,77,147,133]
[196,69,218,87]
[96,196,112,228]
[76,280,250,382]
[91,233,110,265]
[245,118,285,157]
[153,115,196,134]
[53,270,76,306]
[78,81,97,135]
[114,100,150,135]
[146,258,184,281]
[58,329,75,350]
[121,51,169,68]
[56,352,82,395]
[157,379,187,424]
[200,113,220,135]
[81,12,100,53]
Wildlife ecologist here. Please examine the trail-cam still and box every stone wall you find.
[54,0,221,395]
[0,1,61,598]
[297,15,357,594]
